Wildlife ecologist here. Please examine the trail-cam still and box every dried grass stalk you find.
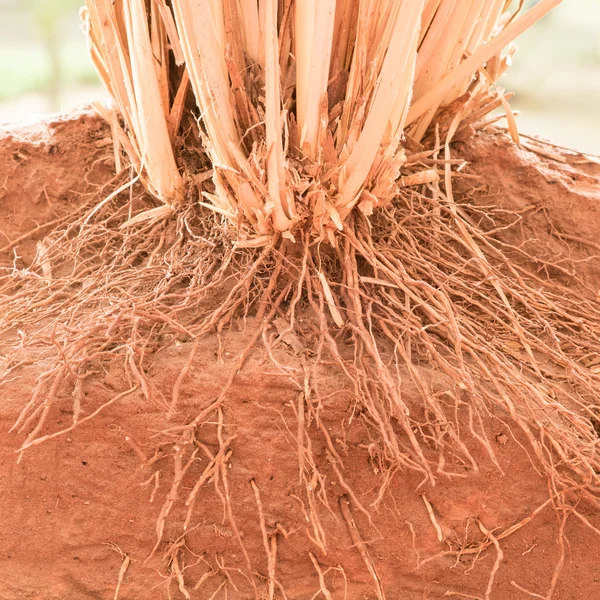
[85,0,563,239]
[83,0,183,204]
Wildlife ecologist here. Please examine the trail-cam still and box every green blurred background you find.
[0,0,598,153]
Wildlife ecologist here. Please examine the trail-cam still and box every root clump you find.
[1,117,600,598]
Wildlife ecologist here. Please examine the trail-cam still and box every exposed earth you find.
[0,109,599,599]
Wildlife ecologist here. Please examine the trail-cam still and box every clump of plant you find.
[3,1,600,596]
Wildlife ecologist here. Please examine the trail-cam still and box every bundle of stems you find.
[83,0,184,204]
[83,0,562,240]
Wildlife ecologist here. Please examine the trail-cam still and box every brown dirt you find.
[0,108,113,269]
[455,133,600,292]
[1,112,600,599]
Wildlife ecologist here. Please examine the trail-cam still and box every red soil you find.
[1,111,599,599]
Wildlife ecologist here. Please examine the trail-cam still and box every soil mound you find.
[1,111,599,599]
